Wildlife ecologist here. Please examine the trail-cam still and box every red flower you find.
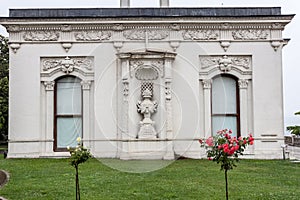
[229,129,232,134]
[206,137,214,147]
[234,145,240,151]
[199,139,203,144]
[250,141,254,145]
[208,157,212,160]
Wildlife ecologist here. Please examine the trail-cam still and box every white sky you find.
[0,0,300,132]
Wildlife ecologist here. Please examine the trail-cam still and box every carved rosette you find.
[23,31,59,41]
[74,31,112,41]
[123,30,169,40]
[182,30,218,40]
[41,56,93,74]
[232,30,268,40]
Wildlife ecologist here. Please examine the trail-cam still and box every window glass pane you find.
[57,77,82,115]
[57,117,82,148]
[212,116,237,137]
[212,76,236,114]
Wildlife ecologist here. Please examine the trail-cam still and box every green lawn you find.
[0,158,299,200]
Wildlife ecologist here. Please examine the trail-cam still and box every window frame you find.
[211,74,240,137]
[53,75,83,152]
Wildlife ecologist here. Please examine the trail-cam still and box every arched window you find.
[54,76,82,151]
[211,75,240,137]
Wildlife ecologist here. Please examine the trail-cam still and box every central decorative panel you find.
[118,50,176,160]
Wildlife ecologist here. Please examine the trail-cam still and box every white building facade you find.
[0,6,294,159]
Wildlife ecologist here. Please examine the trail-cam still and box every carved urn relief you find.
[118,50,176,159]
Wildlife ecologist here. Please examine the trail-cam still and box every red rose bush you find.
[199,129,254,200]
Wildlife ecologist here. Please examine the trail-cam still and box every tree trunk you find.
[225,169,229,200]
[75,165,80,200]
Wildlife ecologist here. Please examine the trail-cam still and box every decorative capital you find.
[81,81,92,90]
[44,81,55,91]
[202,79,212,89]
[238,79,249,89]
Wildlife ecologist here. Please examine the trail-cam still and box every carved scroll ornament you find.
[232,30,268,40]
[42,57,93,74]
[123,30,169,40]
[74,31,112,41]
[23,31,59,41]
[182,30,218,40]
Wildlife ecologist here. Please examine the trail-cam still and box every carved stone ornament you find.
[74,31,112,41]
[123,30,169,40]
[200,55,251,73]
[232,30,268,40]
[7,25,20,32]
[137,85,158,139]
[182,30,218,40]
[44,81,55,91]
[202,79,212,89]
[81,80,92,90]
[23,31,59,41]
[238,79,249,89]
[9,43,21,53]
[42,56,93,74]
[130,60,164,78]
[135,66,159,80]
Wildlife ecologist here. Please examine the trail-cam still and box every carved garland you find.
[232,30,269,40]
[23,31,59,41]
[200,55,251,73]
[123,30,169,40]
[74,31,112,41]
[182,30,219,40]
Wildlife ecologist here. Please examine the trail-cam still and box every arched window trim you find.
[211,74,240,137]
[54,75,83,152]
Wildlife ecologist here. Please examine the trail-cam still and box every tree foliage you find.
[287,111,300,136]
[0,35,9,142]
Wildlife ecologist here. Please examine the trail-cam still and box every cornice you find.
[2,17,292,52]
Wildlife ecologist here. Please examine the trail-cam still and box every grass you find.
[0,158,299,199]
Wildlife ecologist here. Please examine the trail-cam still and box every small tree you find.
[68,137,92,200]
[0,35,9,143]
[200,129,254,200]
[286,111,300,136]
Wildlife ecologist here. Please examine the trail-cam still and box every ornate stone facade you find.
[0,7,293,159]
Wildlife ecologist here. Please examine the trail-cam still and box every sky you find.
[0,0,300,132]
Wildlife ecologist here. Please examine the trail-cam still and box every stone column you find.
[44,81,55,154]
[202,79,212,138]
[239,79,249,137]
[81,80,92,148]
